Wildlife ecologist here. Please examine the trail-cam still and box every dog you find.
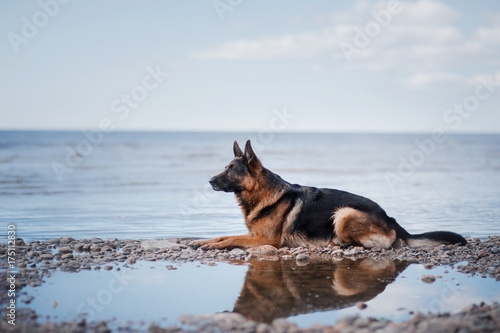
[233,258,409,323]
[190,140,467,250]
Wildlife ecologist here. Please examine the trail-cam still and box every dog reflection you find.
[233,258,409,323]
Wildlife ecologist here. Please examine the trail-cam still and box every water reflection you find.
[233,258,409,323]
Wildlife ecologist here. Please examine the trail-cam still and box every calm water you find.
[0,131,499,242]
[19,258,500,328]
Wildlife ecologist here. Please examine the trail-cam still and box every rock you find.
[410,312,426,324]
[96,321,111,333]
[27,251,39,258]
[353,246,364,254]
[336,315,359,326]
[179,313,252,332]
[141,240,187,251]
[61,261,81,272]
[91,237,105,244]
[332,249,344,255]
[40,254,54,261]
[90,244,102,253]
[229,248,247,257]
[100,245,113,253]
[421,274,436,284]
[58,246,72,254]
[50,261,62,268]
[245,254,258,261]
[126,257,137,265]
[478,249,489,258]
[247,245,279,256]
[60,237,75,245]
[104,265,113,271]
[30,281,41,287]
[75,243,86,252]
[271,319,297,332]
[357,302,367,310]
[15,238,25,246]
[61,253,73,260]
[461,303,477,313]
[22,296,34,304]
[296,253,310,261]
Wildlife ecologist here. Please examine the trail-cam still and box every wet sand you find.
[1,236,499,332]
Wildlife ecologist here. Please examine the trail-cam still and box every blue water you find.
[0,131,499,242]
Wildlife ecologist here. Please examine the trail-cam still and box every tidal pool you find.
[18,258,500,330]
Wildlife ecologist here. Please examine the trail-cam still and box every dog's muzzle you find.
[209,176,224,192]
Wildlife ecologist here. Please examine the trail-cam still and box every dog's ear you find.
[244,140,262,171]
[244,140,255,161]
[233,141,243,158]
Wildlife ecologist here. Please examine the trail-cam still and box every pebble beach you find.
[1,235,499,332]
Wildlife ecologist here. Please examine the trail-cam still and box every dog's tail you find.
[405,231,467,247]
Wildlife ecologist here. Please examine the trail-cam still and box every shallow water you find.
[0,131,499,242]
[19,258,500,329]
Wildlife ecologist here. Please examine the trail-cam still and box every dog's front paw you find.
[188,240,206,248]
[200,242,228,250]
[200,243,218,250]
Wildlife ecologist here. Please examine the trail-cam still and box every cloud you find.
[190,29,343,60]
[405,72,464,87]
[190,0,500,87]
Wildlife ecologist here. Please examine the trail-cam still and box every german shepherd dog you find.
[190,140,467,250]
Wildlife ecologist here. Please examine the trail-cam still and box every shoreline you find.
[1,235,499,332]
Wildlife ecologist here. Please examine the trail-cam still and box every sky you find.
[0,0,499,133]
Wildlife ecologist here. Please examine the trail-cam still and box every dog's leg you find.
[200,235,278,250]
[188,236,233,248]
[332,207,396,249]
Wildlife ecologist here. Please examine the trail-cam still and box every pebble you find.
[229,248,247,257]
[101,245,114,253]
[141,239,187,251]
[90,244,102,253]
[246,245,278,256]
[58,246,72,254]
[60,237,75,245]
[421,275,436,284]
[40,254,54,261]
[296,253,310,261]
[357,302,368,310]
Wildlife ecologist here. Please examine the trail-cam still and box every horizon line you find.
[1,128,500,135]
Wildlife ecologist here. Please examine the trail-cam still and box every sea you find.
[0,131,499,243]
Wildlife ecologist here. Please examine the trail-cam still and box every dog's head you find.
[209,140,263,193]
